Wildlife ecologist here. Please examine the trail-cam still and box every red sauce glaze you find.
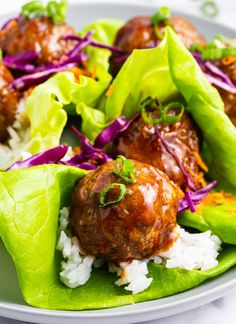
[109,16,206,76]
[213,59,236,126]
[0,64,19,142]
[0,16,77,65]
[69,160,178,262]
[111,113,205,191]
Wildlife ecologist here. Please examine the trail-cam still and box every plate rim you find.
[0,0,236,322]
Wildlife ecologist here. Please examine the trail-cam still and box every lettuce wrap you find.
[0,19,123,169]
[0,165,236,310]
[0,24,236,310]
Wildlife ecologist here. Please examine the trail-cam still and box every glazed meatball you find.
[112,112,205,191]
[213,59,236,126]
[109,16,205,76]
[69,160,178,262]
[0,64,19,142]
[0,16,76,65]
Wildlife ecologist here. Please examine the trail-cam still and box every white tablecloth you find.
[1,1,236,323]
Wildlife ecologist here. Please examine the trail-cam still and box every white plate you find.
[0,1,236,323]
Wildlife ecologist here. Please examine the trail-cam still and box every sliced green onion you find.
[114,155,135,183]
[21,0,67,24]
[141,97,185,125]
[191,43,204,53]
[161,102,185,124]
[202,47,236,60]
[0,50,2,63]
[151,7,171,40]
[47,0,67,24]
[99,183,126,208]
[151,7,171,25]
[141,97,163,125]
[22,0,46,20]
[215,34,234,46]
[200,0,218,18]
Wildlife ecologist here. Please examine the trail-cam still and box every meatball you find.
[213,59,236,126]
[112,112,205,191]
[0,64,19,142]
[0,16,76,65]
[109,16,205,76]
[69,160,178,262]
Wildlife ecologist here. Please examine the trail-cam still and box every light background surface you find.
[0,0,236,323]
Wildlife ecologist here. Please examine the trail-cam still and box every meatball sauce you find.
[0,16,76,65]
[112,113,205,191]
[0,64,19,141]
[69,160,178,263]
[110,16,205,76]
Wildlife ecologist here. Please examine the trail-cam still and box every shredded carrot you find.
[25,87,34,96]
[193,151,208,172]
[90,66,96,80]
[200,191,236,207]
[60,54,69,62]
[106,84,114,97]
[222,56,236,66]
[69,67,89,82]
[73,146,82,154]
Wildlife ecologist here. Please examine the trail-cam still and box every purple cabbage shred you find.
[193,52,236,94]
[155,127,197,191]
[178,180,217,214]
[7,145,69,171]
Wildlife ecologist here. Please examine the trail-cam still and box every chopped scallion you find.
[141,97,163,125]
[21,0,67,24]
[200,0,218,18]
[99,183,126,208]
[114,155,135,183]
[162,102,185,124]
[22,0,46,20]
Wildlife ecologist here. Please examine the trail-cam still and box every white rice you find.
[0,97,30,170]
[110,260,153,294]
[155,227,221,271]
[57,207,222,294]
[57,207,95,289]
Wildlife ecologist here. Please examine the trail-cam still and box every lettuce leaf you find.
[103,27,236,193]
[0,165,236,310]
[179,194,236,244]
[81,19,124,71]
[25,68,111,152]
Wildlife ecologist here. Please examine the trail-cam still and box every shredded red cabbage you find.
[63,126,112,168]
[178,180,217,214]
[193,52,236,94]
[3,51,38,73]
[9,62,80,90]
[62,32,125,55]
[155,127,197,191]
[4,42,86,90]
[94,116,135,149]
[7,145,69,171]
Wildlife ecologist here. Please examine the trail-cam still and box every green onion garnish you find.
[161,102,185,124]
[141,97,163,125]
[47,0,67,24]
[22,0,46,20]
[200,0,219,18]
[114,155,135,183]
[202,47,236,60]
[215,34,234,46]
[151,7,171,25]
[21,0,67,24]
[99,183,126,208]
[0,50,2,63]
[151,7,171,40]
[141,97,185,125]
